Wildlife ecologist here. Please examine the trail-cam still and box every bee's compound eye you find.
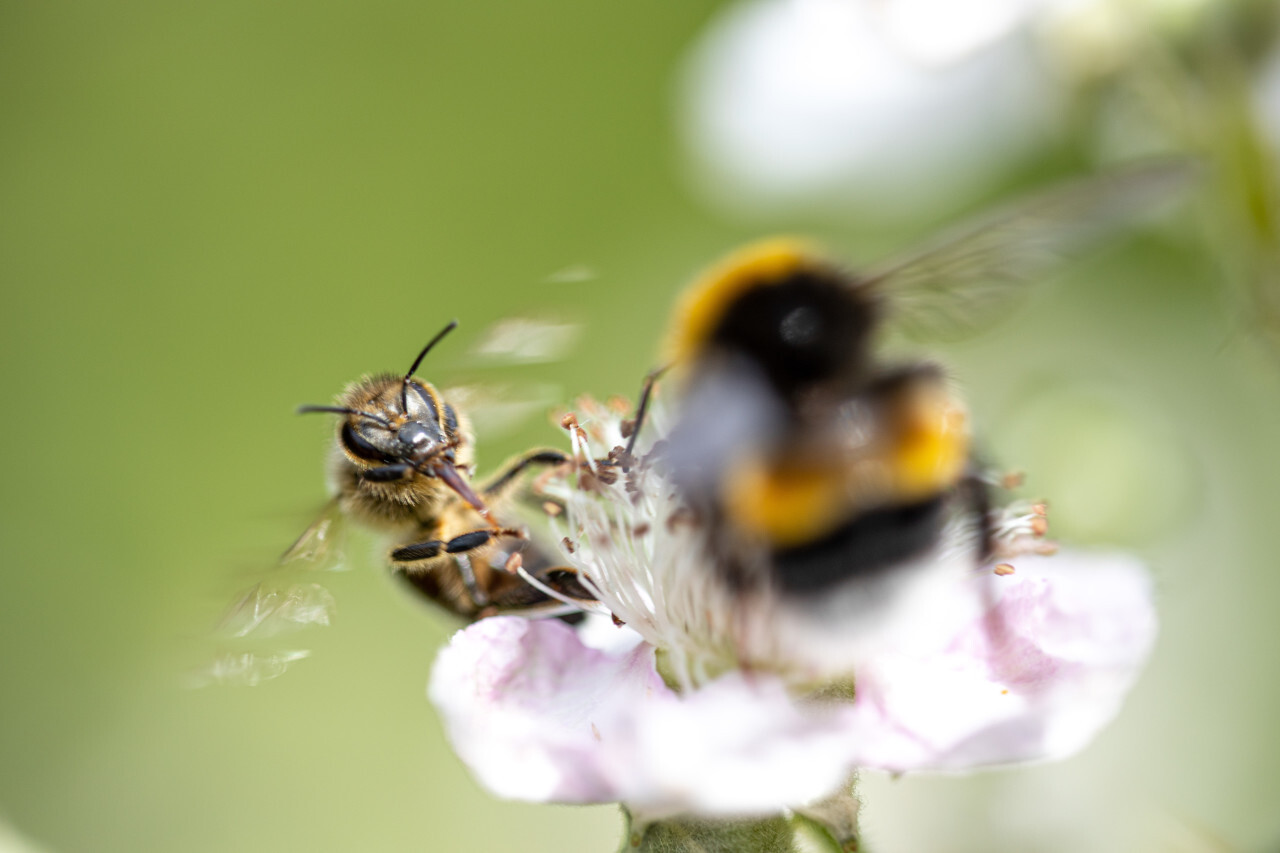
[341,422,392,463]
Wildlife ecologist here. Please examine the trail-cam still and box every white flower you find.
[844,550,1157,772]
[430,617,858,817]
[427,400,1157,816]
[677,0,1214,217]
[678,0,1060,217]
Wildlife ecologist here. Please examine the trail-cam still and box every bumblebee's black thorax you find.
[707,269,878,398]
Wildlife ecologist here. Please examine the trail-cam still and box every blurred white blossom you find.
[678,0,1220,218]
[678,0,1060,218]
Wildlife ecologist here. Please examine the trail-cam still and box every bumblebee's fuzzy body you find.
[664,240,989,597]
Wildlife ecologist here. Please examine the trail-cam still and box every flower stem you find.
[617,803,860,853]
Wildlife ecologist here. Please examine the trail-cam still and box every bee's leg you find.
[445,527,525,553]
[390,549,484,619]
[390,527,524,563]
[452,553,486,608]
[391,528,522,617]
[391,540,447,562]
[479,449,569,498]
[361,463,415,483]
[622,364,671,465]
[527,565,597,604]
[486,560,598,613]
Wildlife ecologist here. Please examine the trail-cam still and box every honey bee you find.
[294,320,591,619]
[628,162,1193,604]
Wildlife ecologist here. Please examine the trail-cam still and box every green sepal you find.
[615,781,861,853]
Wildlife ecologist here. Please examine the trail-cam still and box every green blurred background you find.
[3,1,1279,851]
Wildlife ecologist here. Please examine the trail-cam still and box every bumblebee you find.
[637,162,1191,600]
[654,239,987,598]
[295,321,589,618]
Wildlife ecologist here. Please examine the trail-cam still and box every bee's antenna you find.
[296,405,394,429]
[401,319,459,414]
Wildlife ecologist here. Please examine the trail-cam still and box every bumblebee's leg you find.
[479,449,569,498]
[361,463,415,483]
[866,362,946,394]
[959,471,995,564]
[622,364,671,464]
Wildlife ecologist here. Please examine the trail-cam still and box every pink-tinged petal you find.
[431,551,1156,811]
[428,616,669,803]
[613,674,858,817]
[429,617,860,815]
[848,551,1157,772]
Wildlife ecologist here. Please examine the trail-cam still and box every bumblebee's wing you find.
[279,497,348,570]
[860,159,1199,341]
[662,354,787,497]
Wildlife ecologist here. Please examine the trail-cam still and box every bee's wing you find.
[194,503,346,688]
[215,580,337,639]
[467,315,581,365]
[279,497,348,570]
[185,649,313,688]
[440,382,564,441]
[860,159,1200,341]
[431,314,582,438]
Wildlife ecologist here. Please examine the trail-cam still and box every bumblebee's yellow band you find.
[889,388,970,501]
[722,396,969,548]
[724,457,851,549]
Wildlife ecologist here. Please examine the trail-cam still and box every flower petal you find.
[430,551,1156,813]
[428,616,668,803]
[618,673,857,816]
[429,617,859,816]
[848,551,1157,772]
